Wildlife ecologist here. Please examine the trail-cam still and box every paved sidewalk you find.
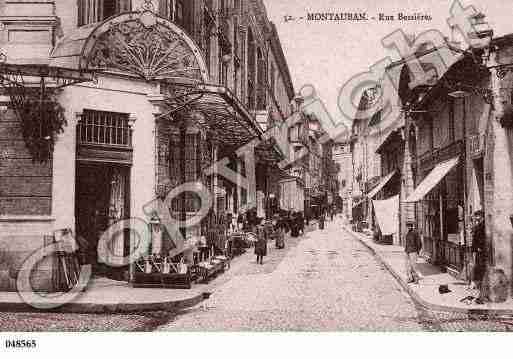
[0,276,207,313]
[0,226,313,314]
[0,244,261,313]
[341,220,513,315]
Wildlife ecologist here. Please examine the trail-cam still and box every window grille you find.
[77,110,132,147]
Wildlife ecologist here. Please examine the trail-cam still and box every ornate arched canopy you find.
[51,11,209,83]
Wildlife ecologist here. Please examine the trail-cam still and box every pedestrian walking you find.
[275,215,286,249]
[471,210,487,303]
[405,221,422,284]
[237,211,244,232]
[319,210,325,230]
[290,211,300,237]
[255,224,267,264]
[297,211,305,235]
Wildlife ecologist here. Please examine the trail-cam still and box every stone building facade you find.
[0,0,295,291]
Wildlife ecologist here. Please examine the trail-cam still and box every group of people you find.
[254,210,307,264]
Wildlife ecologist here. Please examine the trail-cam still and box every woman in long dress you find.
[255,225,267,264]
[290,212,300,238]
[275,215,286,249]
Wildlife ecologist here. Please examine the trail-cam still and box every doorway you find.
[75,162,130,279]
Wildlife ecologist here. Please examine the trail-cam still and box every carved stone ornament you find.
[83,14,204,81]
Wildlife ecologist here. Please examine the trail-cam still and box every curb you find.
[0,291,207,314]
[0,241,258,314]
[342,225,513,317]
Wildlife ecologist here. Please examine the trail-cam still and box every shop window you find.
[78,0,132,26]
[169,133,202,213]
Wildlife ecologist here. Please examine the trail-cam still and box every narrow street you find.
[2,219,513,331]
[158,220,423,331]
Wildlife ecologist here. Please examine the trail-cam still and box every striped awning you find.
[366,171,397,199]
[405,156,459,203]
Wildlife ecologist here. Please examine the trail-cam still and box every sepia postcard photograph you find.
[0,0,513,356]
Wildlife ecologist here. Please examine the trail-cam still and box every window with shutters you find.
[78,0,132,26]
[269,63,276,96]
[247,29,256,109]
[256,48,267,110]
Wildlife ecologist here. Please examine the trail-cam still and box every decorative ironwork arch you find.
[79,11,209,82]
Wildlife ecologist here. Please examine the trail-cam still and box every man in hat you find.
[471,210,486,303]
[405,221,422,284]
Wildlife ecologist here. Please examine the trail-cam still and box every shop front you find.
[0,9,265,291]
[406,152,465,275]
[367,171,399,244]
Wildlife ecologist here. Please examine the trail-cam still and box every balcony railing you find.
[419,141,463,170]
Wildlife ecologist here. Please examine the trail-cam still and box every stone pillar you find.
[485,64,513,296]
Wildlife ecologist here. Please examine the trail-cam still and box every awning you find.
[366,171,397,199]
[373,195,399,236]
[162,84,263,149]
[404,156,459,203]
[376,126,404,154]
[0,63,94,93]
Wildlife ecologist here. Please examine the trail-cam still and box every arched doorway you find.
[51,9,211,278]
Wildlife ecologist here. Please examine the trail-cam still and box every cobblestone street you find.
[2,220,513,331]
[158,221,423,331]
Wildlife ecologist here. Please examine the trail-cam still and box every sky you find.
[263,0,513,129]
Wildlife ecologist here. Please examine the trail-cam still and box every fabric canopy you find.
[366,171,397,199]
[405,156,459,203]
[372,195,399,236]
